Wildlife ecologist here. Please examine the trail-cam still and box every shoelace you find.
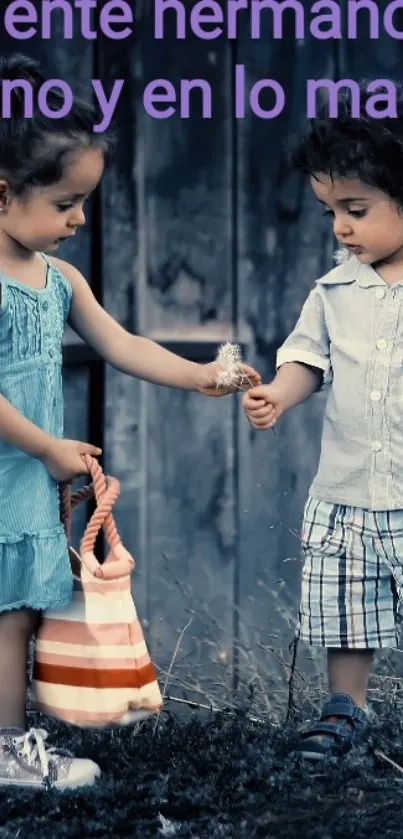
[12,728,58,780]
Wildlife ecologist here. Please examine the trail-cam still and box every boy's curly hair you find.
[292,80,403,205]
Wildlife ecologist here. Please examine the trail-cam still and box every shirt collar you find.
[317,257,395,289]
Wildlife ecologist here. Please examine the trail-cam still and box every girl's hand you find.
[242,384,285,430]
[40,438,102,482]
[196,361,261,397]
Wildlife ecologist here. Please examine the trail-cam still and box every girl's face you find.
[311,173,403,281]
[0,146,104,254]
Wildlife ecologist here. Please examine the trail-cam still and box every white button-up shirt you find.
[276,257,403,510]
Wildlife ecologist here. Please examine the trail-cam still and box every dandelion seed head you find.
[333,247,351,265]
[216,341,243,387]
[216,369,237,387]
[217,341,242,367]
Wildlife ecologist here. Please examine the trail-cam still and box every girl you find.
[243,81,403,760]
[0,53,260,789]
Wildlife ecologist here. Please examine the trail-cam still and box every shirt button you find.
[375,288,386,299]
[376,339,387,350]
[42,301,49,311]
[370,390,381,402]
[49,349,54,358]
[372,441,382,452]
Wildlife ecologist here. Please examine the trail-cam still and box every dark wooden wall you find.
[1,1,400,715]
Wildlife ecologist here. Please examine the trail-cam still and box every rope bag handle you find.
[59,453,135,580]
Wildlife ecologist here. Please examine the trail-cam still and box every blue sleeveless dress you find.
[0,254,74,613]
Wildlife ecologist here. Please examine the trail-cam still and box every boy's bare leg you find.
[0,609,40,728]
[327,648,374,708]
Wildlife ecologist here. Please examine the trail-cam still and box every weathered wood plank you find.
[95,32,147,609]
[131,8,237,697]
[337,0,401,84]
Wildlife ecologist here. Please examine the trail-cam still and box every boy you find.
[243,83,403,759]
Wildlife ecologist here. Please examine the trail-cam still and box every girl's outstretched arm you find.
[58,258,261,394]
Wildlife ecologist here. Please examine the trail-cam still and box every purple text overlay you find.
[0,76,399,128]
[2,1,403,42]
[1,1,403,127]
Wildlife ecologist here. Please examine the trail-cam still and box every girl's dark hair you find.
[0,53,115,194]
[292,80,403,204]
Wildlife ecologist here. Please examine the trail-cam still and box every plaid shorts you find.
[298,496,403,648]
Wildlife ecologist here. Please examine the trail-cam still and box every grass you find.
[12,583,403,837]
[2,683,403,838]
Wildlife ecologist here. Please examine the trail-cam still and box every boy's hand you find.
[196,361,261,397]
[242,384,285,430]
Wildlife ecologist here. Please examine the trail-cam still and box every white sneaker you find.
[0,727,101,789]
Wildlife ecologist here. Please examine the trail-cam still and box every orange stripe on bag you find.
[37,620,146,646]
[32,454,163,727]
[33,660,159,689]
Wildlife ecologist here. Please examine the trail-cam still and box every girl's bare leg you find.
[0,609,40,728]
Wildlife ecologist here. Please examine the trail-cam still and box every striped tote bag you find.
[32,455,163,727]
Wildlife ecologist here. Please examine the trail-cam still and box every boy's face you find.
[311,174,403,276]
[0,146,104,253]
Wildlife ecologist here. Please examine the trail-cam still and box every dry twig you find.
[374,749,403,776]
[153,617,193,736]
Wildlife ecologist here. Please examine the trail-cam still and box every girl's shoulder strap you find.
[40,252,73,314]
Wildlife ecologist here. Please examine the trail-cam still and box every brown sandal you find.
[294,693,369,761]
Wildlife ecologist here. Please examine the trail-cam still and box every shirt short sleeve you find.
[276,287,330,377]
